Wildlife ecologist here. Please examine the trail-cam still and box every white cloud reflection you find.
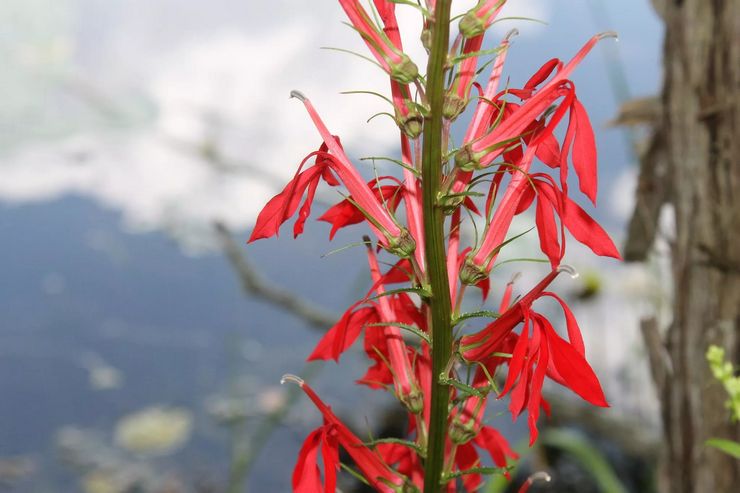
[0,1,554,251]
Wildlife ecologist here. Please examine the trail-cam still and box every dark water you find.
[0,196,379,491]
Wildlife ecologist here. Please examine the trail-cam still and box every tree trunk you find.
[626,1,740,492]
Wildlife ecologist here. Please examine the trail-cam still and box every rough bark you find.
[627,1,740,491]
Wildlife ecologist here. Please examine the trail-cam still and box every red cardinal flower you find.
[249,91,415,257]
[460,267,608,442]
[444,33,616,213]
[284,375,416,493]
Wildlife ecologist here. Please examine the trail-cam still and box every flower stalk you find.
[420,1,453,491]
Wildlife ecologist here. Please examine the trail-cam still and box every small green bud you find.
[390,54,419,84]
[385,228,416,259]
[454,144,480,171]
[400,388,425,415]
[459,11,486,38]
[449,418,477,445]
[420,26,432,53]
[438,192,466,215]
[396,105,424,139]
[443,93,467,121]
[460,256,488,285]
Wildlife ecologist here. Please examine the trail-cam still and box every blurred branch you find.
[214,221,337,330]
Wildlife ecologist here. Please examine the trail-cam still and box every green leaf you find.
[368,286,431,301]
[439,375,486,398]
[320,45,382,70]
[359,156,420,177]
[366,322,430,344]
[449,45,506,66]
[364,437,423,454]
[341,90,393,106]
[454,309,501,325]
[706,438,740,459]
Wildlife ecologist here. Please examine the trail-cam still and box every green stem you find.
[421,2,453,492]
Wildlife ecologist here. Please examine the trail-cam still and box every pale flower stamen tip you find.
[505,28,519,41]
[280,374,304,387]
[289,90,307,101]
[557,264,579,279]
[598,31,619,41]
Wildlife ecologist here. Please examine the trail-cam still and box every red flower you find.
[445,33,616,212]
[249,92,415,257]
[460,268,608,442]
[284,375,414,493]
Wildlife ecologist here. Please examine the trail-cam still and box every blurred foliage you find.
[705,345,740,460]
[706,345,740,422]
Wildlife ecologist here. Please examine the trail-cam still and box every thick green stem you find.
[421,2,453,492]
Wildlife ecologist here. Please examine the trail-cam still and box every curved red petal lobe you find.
[562,196,621,259]
[542,318,608,407]
[571,98,598,203]
[292,428,324,493]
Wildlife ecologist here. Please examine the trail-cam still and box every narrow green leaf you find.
[706,438,740,459]
[454,310,501,324]
[364,437,423,454]
[366,322,431,344]
[368,286,431,301]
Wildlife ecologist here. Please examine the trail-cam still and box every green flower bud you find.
[443,93,467,121]
[390,54,419,84]
[385,228,416,259]
[460,256,488,285]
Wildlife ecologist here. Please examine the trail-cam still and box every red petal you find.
[524,58,560,90]
[542,291,585,355]
[526,323,549,445]
[562,196,621,259]
[292,428,324,493]
[249,165,323,242]
[542,316,608,407]
[571,98,598,203]
[475,426,519,470]
[515,185,536,214]
[307,305,377,362]
[294,172,321,238]
[534,188,561,268]
[535,131,561,168]
[455,442,482,491]
[320,430,339,493]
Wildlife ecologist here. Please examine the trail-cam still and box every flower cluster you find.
[249,1,620,491]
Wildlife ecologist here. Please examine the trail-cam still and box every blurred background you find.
[0,1,668,491]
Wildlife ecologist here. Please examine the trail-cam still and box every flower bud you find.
[395,103,425,139]
[443,93,467,121]
[449,417,477,444]
[460,256,488,285]
[438,192,466,215]
[390,54,420,84]
[454,144,481,171]
[385,228,417,258]
[459,10,486,38]
[399,387,425,415]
